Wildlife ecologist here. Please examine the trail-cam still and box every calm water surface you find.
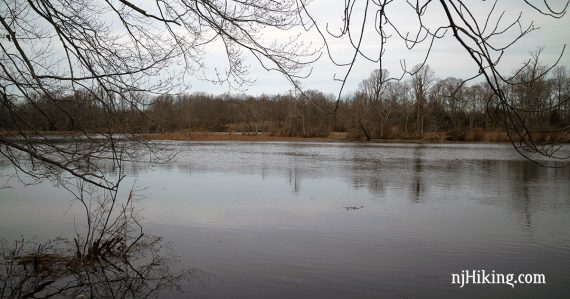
[1,142,570,298]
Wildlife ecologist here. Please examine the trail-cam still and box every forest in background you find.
[2,61,570,142]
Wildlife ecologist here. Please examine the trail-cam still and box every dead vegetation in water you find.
[0,181,209,299]
[344,205,365,211]
[1,235,206,299]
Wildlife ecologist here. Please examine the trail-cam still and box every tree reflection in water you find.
[1,181,207,298]
[1,236,205,298]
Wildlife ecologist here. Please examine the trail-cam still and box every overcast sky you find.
[189,0,570,96]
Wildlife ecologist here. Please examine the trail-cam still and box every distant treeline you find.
[2,64,569,141]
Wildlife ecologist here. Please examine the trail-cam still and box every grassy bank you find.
[147,131,350,142]
[148,130,570,143]
[3,130,566,143]
[145,130,527,143]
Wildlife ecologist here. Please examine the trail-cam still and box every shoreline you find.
[3,131,567,144]
[145,131,516,144]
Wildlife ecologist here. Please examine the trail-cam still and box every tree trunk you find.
[359,118,371,141]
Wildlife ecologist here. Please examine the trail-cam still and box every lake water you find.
[1,142,570,298]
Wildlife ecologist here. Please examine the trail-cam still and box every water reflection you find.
[288,167,300,194]
[114,142,570,221]
[121,142,570,230]
[2,142,570,298]
[0,161,205,299]
[412,144,424,202]
[0,235,203,299]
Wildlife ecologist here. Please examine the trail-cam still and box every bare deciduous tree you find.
[1,0,319,187]
[412,64,435,138]
[2,0,569,189]
[299,0,570,163]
